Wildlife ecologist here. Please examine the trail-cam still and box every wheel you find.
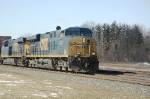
[70,59,79,73]
[65,67,68,73]
[60,67,62,72]
[25,60,29,67]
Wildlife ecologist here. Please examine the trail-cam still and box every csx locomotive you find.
[0,26,99,73]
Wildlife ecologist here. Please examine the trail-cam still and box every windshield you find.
[65,30,92,37]
[65,31,80,36]
[80,31,92,37]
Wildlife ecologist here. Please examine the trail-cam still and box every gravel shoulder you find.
[0,65,150,99]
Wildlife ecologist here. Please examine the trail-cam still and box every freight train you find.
[0,36,11,64]
[0,26,99,73]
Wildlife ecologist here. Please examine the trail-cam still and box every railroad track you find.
[1,64,150,86]
[61,72,150,86]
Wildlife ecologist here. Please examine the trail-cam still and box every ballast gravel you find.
[0,65,150,97]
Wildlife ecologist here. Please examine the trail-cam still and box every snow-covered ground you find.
[0,73,74,98]
[0,65,149,99]
[136,62,150,66]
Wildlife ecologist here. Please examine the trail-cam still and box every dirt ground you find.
[0,70,149,99]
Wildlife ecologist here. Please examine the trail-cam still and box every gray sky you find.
[0,0,150,39]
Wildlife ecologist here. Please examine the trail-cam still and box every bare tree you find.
[81,21,150,62]
[145,27,150,36]
[144,29,150,62]
[81,21,96,30]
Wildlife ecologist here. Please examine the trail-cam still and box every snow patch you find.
[56,86,72,90]
[46,86,52,87]
[14,80,26,84]
[0,92,4,96]
[33,93,58,98]
[0,80,36,84]
[6,84,16,86]
[22,95,28,97]
[44,82,52,84]
[28,82,36,83]
[33,93,48,98]
[49,93,58,97]
[43,80,48,81]
[0,80,11,83]
[0,74,12,77]
[136,62,150,66]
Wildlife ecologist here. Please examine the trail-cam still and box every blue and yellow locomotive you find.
[1,26,99,73]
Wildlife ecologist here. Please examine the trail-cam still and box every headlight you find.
[77,52,81,55]
[82,38,85,42]
[92,53,95,55]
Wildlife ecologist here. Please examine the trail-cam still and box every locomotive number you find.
[40,38,48,50]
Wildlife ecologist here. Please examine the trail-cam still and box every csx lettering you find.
[40,38,48,50]
[14,43,18,52]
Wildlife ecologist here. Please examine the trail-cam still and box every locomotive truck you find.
[0,26,99,73]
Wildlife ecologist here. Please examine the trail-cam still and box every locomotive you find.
[0,26,99,73]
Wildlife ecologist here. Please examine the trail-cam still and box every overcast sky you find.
[0,0,150,39]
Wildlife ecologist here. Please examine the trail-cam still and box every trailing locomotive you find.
[0,26,99,73]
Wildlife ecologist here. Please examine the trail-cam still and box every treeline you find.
[81,21,150,62]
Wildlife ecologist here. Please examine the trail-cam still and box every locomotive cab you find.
[64,27,99,73]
